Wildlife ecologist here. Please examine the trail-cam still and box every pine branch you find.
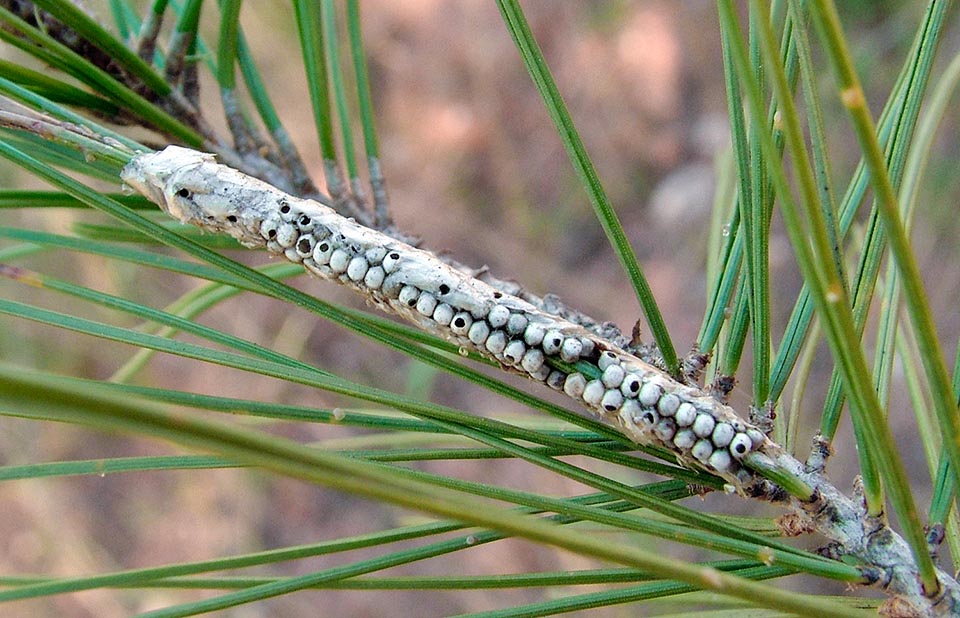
[122,145,960,616]
[3,2,955,613]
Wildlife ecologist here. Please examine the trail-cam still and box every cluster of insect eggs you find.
[566,352,763,473]
[251,201,761,474]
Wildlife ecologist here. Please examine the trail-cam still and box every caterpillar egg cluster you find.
[122,146,768,485]
[249,195,764,481]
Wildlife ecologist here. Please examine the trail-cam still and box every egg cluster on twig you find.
[122,146,773,486]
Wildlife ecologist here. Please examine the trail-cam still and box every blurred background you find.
[1,1,959,615]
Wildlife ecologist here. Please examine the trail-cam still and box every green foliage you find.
[0,1,957,616]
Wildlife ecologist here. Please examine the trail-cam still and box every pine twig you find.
[122,145,960,616]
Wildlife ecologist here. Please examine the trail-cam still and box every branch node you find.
[806,433,833,473]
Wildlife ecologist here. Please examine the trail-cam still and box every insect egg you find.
[654,418,677,441]
[692,413,716,438]
[398,285,420,307]
[450,312,473,335]
[618,398,641,423]
[729,433,753,459]
[560,337,583,362]
[467,320,490,345]
[708,450,733,473]
[382,251,402,273]
[597,351,619,370]
[657,393,681,417]
[365,246,387,264]
[600,389,623,413]
[674,403,697,427]
[487,305,510,328]
[523,323,546,347]
[259,216,281,241]
[520,348,545,374]
[346,256,369,282]
[503,340,526,365]
[546,370,567,390]
[433,303,455,326]
[415,291,438,316]
[619,373,642,397]
[673,428,696,449]
[506,313,528,335]
[313,241,334,265]
[485,330,508,355]
[638,382,662,407]
[542,330,564,355]
[711,422,735,448]
[364,266,386,289]
[328,248,351,273]
[691,439,714,462]
[296,213,315,231]
[579,338,596,358]
[582,380,605,406]
[601,364,626,389]
[563,372,586,398]
[295,235,315,257]
[747,429,766,447]
[276,223,298,248]
[380,273,404,297]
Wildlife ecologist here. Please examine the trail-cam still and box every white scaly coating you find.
[121,146,772,485]
[120,146,960,615]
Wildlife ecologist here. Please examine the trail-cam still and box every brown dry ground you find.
[1,1,959,616]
